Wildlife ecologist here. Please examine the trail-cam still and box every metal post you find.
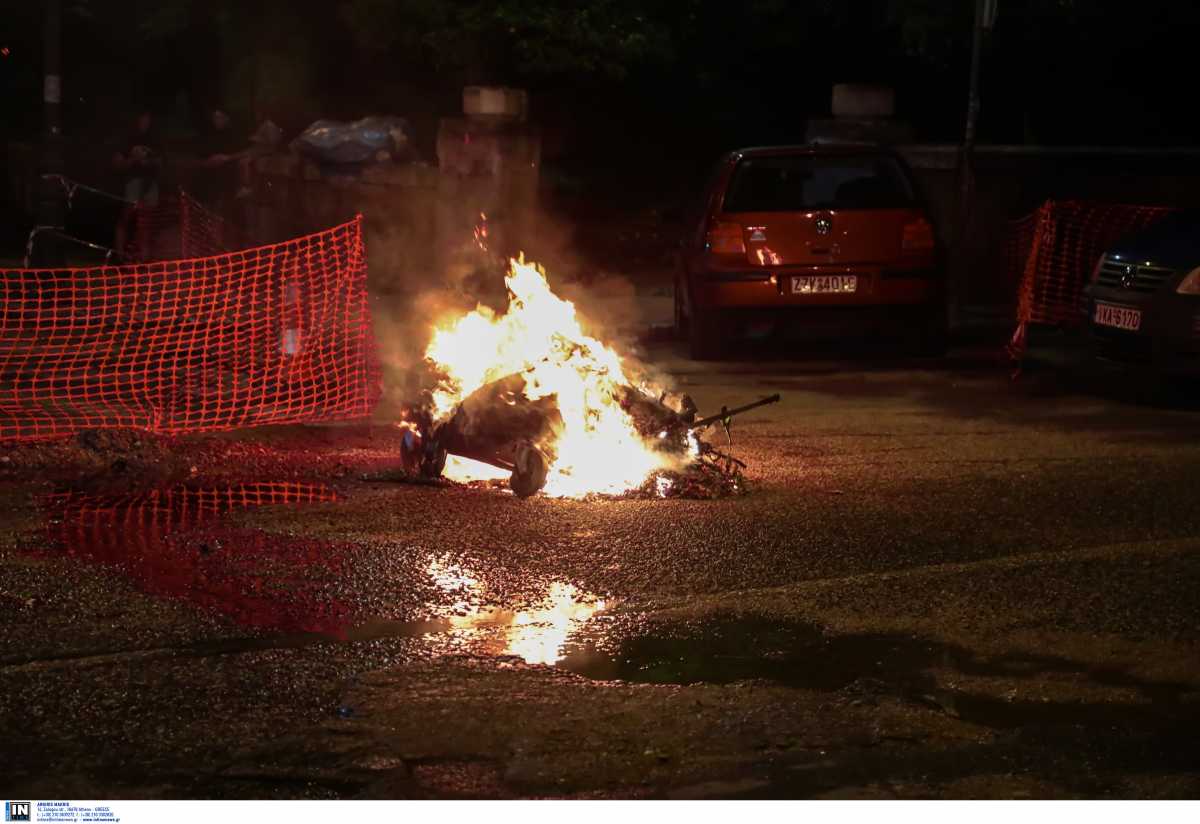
[43,0,62,141]
[960,0,985,224]
[953,0,987,327]
[34,0,65,267]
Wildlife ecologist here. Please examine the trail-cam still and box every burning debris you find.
[413,372,560,498]
[398,256,779,498]
[625,394,781,499]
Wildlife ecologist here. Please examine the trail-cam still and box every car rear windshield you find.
[722,154,916,212]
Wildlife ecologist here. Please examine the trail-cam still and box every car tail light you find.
[1090,255,1106,284]
[1177,266,1200,294]
[706,220,745,255]
[901,217,935,251]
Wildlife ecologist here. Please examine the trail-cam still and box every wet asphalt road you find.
[1,340,1199,798]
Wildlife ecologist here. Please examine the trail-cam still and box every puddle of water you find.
[43,483,341,555]
[556,615,1199,731]
[37,482,354,633]
[32,487,610,660]
[419,555,607,665]
[171,558,610,665]
[24,491,1200,742]
[559,616,831,686]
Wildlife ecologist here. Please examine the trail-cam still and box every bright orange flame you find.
[473,211,489,252]
[442,454,510,483]
[424,256,669,497]
[754,246,783,266]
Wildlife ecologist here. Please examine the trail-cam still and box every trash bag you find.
[250,119,284,150]
[290,115,412,165]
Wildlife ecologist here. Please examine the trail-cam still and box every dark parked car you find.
[675,143,946,359]
[1084,211,1200,373]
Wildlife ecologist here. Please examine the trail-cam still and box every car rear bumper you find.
[691,263,942,310]
[703,304,942,339]
[1084,288,1200,373]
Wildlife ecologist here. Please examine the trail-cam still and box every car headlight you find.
[1178,266,1200,295]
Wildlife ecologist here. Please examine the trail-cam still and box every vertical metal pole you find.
[954,0,986,323]
[43,0,62,141]
[35,0,65,267]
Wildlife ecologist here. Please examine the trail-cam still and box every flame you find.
[424,256,669,497]
[754,246,783,266]
[442,454,510,483]
[473,211,489,252]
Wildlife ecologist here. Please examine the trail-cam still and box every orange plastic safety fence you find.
[1,215,379,440]
[1013,200,1175,328]
[1005,210,1039,298]
[126,190,237,263]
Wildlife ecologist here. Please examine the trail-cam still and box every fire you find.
[473,211,489,252]
[443,454,510,482]
[424,256,669,497]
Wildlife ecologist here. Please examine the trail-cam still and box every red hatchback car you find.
[675,144,946,359]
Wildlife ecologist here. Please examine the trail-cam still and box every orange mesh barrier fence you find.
[1,216,379,440]
[126,189,238,263]
[1005,209,1039,297]
[1008,200,1175,357]
[1015,200,1175,326]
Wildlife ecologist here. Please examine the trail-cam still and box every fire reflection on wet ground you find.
[423,555,607,664]
[32,484,611,665]
[28,483,1186,739]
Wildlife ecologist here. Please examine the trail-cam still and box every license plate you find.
[1094,302,1141,331]
[791,275,857,294]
